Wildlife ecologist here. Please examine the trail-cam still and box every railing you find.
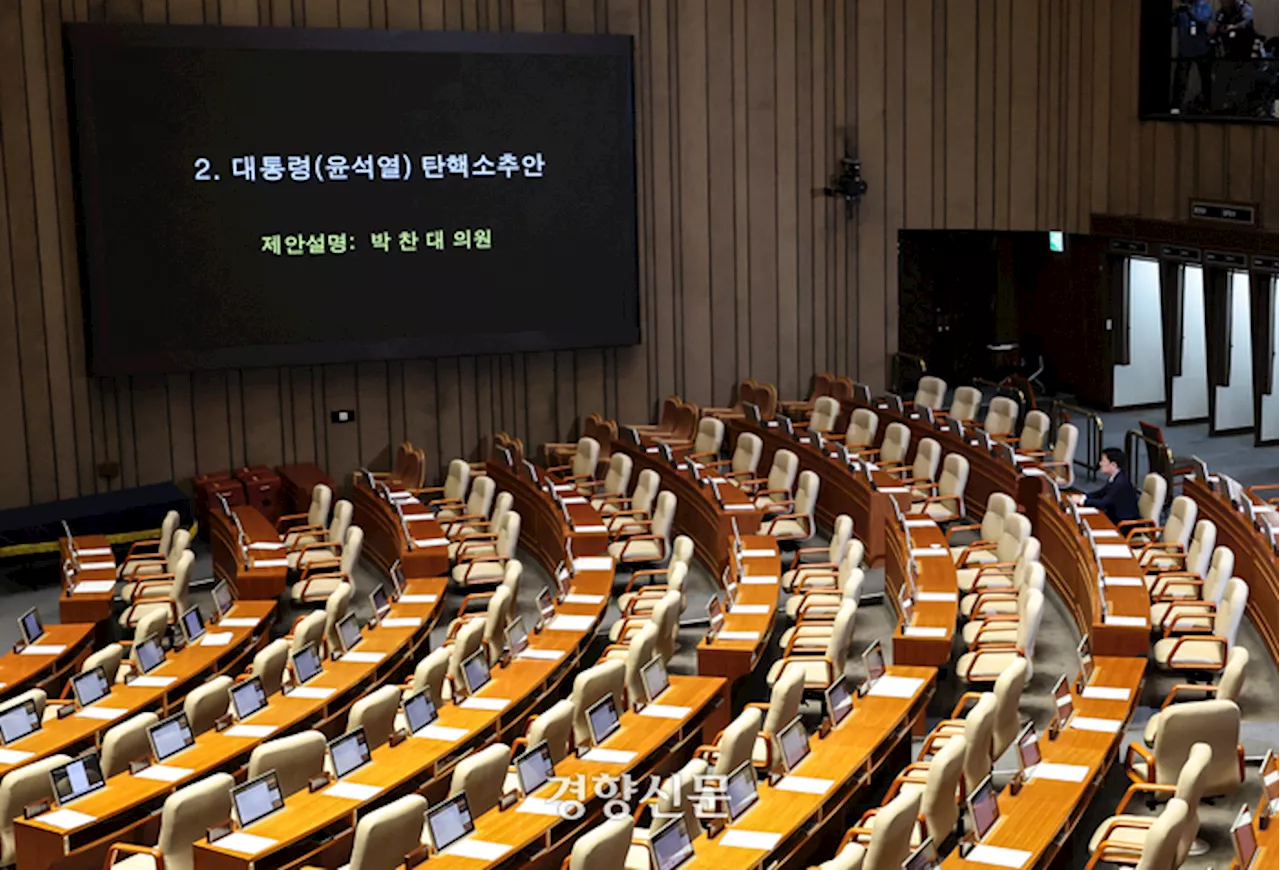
[1124,429,1177,507]
[1050,401,1104,485]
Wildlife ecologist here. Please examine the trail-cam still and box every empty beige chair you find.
[1,689,46,725]
[1035,423,1078,487]
[874,736,965,852]
[913,376,947,412]
[844,408,879,450]
[347,685,400,749]
[120,608,171,681]
[440,476,497,539]
[609,621,659,703]
[120,528,190,582]
[289,610,326,656]
[960,560,1044,622]
[749,449,800,509]
[707,432,762,485]
[403,647,450,706]
[616,558,689,617]
[948,492,1017,564]
[956,589,1043,681]
[695,707,763,777]
[568,816,634,870]
[609,590,681,663]
[1084,798,1189,870]
[547,437,600,486]
[685,416,727,462]
[782,517,856,591]
[586,454,634,511]
[0,753,71,866]
[1146,520,1217,591]
[955,513,1032,592]
[448,491,513,549]
[1125,699,1243,797]
[766,600,856,690]
[602,469,660,530]
[808,396,841,433]
[101,713,158,778]
[764,470,820,541]
[248,731,326,797]
[183,676,232,736]
[444,618,486,701]
[103,773,234,870]
[119,549,194,628]
[453,511,521,585]
[987,658,1027,757]
[1149,545,1233,629]
[519,699,575,764]
[1018,410,1051,453]
[287,499,353,568]
[784,565,866,623]
[419,459,471,516]
[251,639,290,697]
[982,396,1018,437]
[320,581,354,654]
[960,580,1041,646]
[1128,473,1169,533]
[869,423,911,467]
[824,789,922,870]
[280,484,334,546]
[1152,577,1248,674]
[947,386,982,422]
[570,660,627,745]
[624,759,704,870]
[910,453,969,521]
[81,643,125,686]
[608,492,675,564]
[887,438,941,491]
[1131,496,1198,558]
[1144,646,1248,745]
[118,510,181,577]
[344,794,427,870]
[291,527,363,603]
[1088,742,1212,864]
[920,692,995,792]
[448,581,515,666]
[750,664,804,771]
[448,743,510,816]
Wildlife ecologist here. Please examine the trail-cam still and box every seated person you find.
[1075,447,1140,524]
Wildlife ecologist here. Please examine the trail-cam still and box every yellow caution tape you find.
[0,523,197,560]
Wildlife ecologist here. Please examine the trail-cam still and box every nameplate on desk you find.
[341,651,386,664]
[248,541,285,551]
[72,580,115,594]
[561,496,588,505]
[79,560,116,571]
[249,558,289,569]
[1069,716,1123,734]
[37,808,97,830]
[1104,615,1146,627]
[573,556,614,572]
[75,546,112,557]
[904,519,935,528]
[442,839,513,861]
[413,538,448,548]
[879,487,909,494]
[909,547,948,557]
[581,748,637,764]
[412,725,468,742]
[1027,763,1090,783]
[546,614,595,632]
[867,676,925,698]
[717,630,761,642]
[1012,454,1033,464]
[201,631,234,647]
[225,724,279,738]
[1080,685,1131,701]
[1103,576,1143,588]
[1022,468,1047,478]
[460,697,510,711]
[917,591,957,602]
[775,776,833,795]
[645,447,660,454]
[380,617,422,628]
[903,626,948,638]
[217,617,259,628]
[0,749,34,765]
[516,649,565,661]
[135,764,194,782]
[75,706,127,721]
[964,845,1033,868]
[721,830,783,851]
[740,575,777,585]
[389,491,417,502]
[324,781,382,801]
[1090,529,1121,539]
[288,686,336,700]
[572,525,609,534]
[398,594,438,604]
[640,704,692,720]
[729,604,770,615]
[562,593,605,605]
[19,644,67,656]
[129,675,178,688]
[516,798,570,816]
[404,513,436,522]
[723,503,755,512]
[741,549,775,558]
[212,832,278,855]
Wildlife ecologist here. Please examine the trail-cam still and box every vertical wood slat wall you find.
[0,0,1275,509]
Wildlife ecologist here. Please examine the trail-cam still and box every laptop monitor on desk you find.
[967,775,1000,841]
[328,728,372,780]
[642,656,670,703]
[460,648,491,696]
[232,771,285,828]
[515,741,556,797]
[649,816,694,870]
[725,759,759,822]
[777,716,811,773]
[586,695,622,747]
[212,580,235,617]
[147,712,194,763]
[50,752,106,805]
[826,678,853,728]
[337,614,362,653]
[0,699,40,745]
[402,689,439,736]
[426,793,474,853]
[135,636,166,675]
[179,606,205,645]
[861,639,886,685]
[1232,805,1259,869]
[70,666,111,709]
[18,608,43,645]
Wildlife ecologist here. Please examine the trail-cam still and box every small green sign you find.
[1048,231,1065,252]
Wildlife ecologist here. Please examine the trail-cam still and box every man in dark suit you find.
[1080,447,1141,524]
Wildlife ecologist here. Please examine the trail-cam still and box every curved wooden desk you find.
[0,623,95,702]
[885,519,959,668]
[210,507,290,601]
[484,461,609,571]
[696,537,782,690]
[58,536,117,627]
[352,479,450,581]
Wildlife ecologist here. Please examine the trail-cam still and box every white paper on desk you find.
[1104,615,1147,627]
[1104,576,1144,588]
[250,558,289,569]
[72,580,115,594]
[723,503,755,511]
[288,686,336,700]
[1022,468,1047,478]
[404,513,436,522]
[413,538,448,548]
[867,676,925,698]
[217,617,259,628]
[0,748,34,765]
[397,594,438,604]
[75,706,127,720]
[380,617,422,628]
[517,649,564,661]
[1097,544,1135,559]
[79,560,116,571]
[225,724,278,738]
[904,519,935,528]
[721,830,783,851]
[443,839,512,861]
[1077,506,1100,515]
[413,725,468,742]
[776,776,833,795]
[730,604,770,615]
[1080,686,1131,701]
[75,546,112,557]
[324,781,382,801]
[128,673,177,687]
[517,797,570,816]
[552,484,574,492]
[573,556,614,572]
[20,644,67,656]
[573,525,609,534]
[341,651,386,664]
[717,630,761,641]
[910,547,949,557]
[903,626,948,638]
[1069,716,1123,734]
[742,549,775,558]
[547,614,596,632]
[741,575,777,585]
[917,591,957,602]
[582,748,637,764]
[964,844,1033,868]
[38,808,97,830]
[879,486,910,494]
[1027,763,1090,783]
[1013,454,1033,464]
[561,496,588,505]
[1091,529,1121,539]
[389,491,416,501]
[134,764,194,782]
[640,704,691,720]
[201,631,234,647]
[213,832,278,855]
[563,593,604,605]
[248,541,285,550]
[460,697,510,711]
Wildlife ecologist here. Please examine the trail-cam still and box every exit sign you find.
[1048,231,1065,252]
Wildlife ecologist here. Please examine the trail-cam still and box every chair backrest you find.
[649,492,677,553]
[880,423,911,466]
[573,438,600,478]
[912,438,941,481]
[409,647,450,708]
[938,454,970,500]
[1182,520,1217,579]
[732,433,763,476]
[766,450,800,495]
[495,511,522,558]
[763,665,805,737]
[1163,496,1198,549]
[347,685,401,749]
[1015,590,1044,673]
[630,469,661,515]
[184,676,232,736]
[921,736,966,845]
[442,459,471,502]
[652,590,683,664]
[1218,646,1249,702]
[808,372,835,401]
[601,454,633,498]
[824,600,858,674]
[990,658,1028,757]
[132,607,170,656]
[83,643,125,685]
[0,753,71,864]
[1134,799,1190,870]
[864,789,922,870]
[1016,536,1042,568]
[950,386,982,421]
[527,699,575,764]
[671,535,695,571]
[248,731,327,797]
[983,396,1019,436]
[809,396,841,432]
[339,526,364,575]
[624,622,660,704]
[716,707,763,777]
[962,693,997,790]
[0,690,45,724]
[792,471,820,520]
[391,441,414,482]
[571,660,627,744]
[1214,577,1249,649]
[828,515,854,563]
[1200,546,1236,605]
[165,529,193,573]
[1019,410,1051,452]
[323,582,354,653]
[448,744,510,816]
[568,816,634,870]
[464,476,496,520]
[694,417,726,455]
[838,566,867,599]
[1138,473,1168,524]
[482,586,514,665]
[846,408,879,447]
[328,500,354,544]
[1015,561,1046,596]
[1050,424,1079,486]
[1152,699,1241,794]
[155,510,180,555]
[448,619,486,693]
[913,376,947,411]
[308,484,333,528]
[488,492,514,533]
[252,639,290,696]
[101,712,159,778]
[155,775,235,870]
[978,493,1017,542]
[1172,743,1214,860]
[347,794,428,870]
[997,513,1032,562]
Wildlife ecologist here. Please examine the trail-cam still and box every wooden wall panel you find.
[0,0,1275,507]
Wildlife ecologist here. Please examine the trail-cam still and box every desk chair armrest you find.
[121,596,182,628]
[914,493,961,510]
[1162,609,1216,636]
[438,512,488,531]
[1136,542,1183,565]
[123,539,166,561]
[296,572,350,602]
[620,589,667,618]
[754,487,793,501]
[969,590,1019,616]
[1122,522,1162,544]
[292,539,339,558]
[949,691,987,719]
[737,477,770,491]
[1149,575,1202,599]
[958,645,1022,677]
[1124,743,1157,784]
[945,523,983,542]
[454,536,499,561]
[702,458,734,470]
[276,512,320,533]
[1112,782,1177,815]
[793,611,838,627]
[1146,551,1189,572]
[750,730,777,772]
[1020,448,1052,458]
[610,520,654,541]
[576,478,612,491]
[1159,683,1219,709]
[788,547,832,571]
[793,592,844,619]
[105,842,165,870]
[765,514,809,537]
[693,743,722,763]
[606,511,650,534]
[1085,838,1151,870]
[724,468,757,481]
[459,555,507,581]
[790,570,840,591]
[622,567,673,595]
[299,558,342,581]
[123,575,176,601]
[686,450,720,463]
[611,616,649,644]
[954,541,999,567]
[425,497,465,511]
[972,562,1018,581]
[618,535,665,562]
[455,591,496,616]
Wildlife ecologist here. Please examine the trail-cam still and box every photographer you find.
[1171,0,1215,113]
